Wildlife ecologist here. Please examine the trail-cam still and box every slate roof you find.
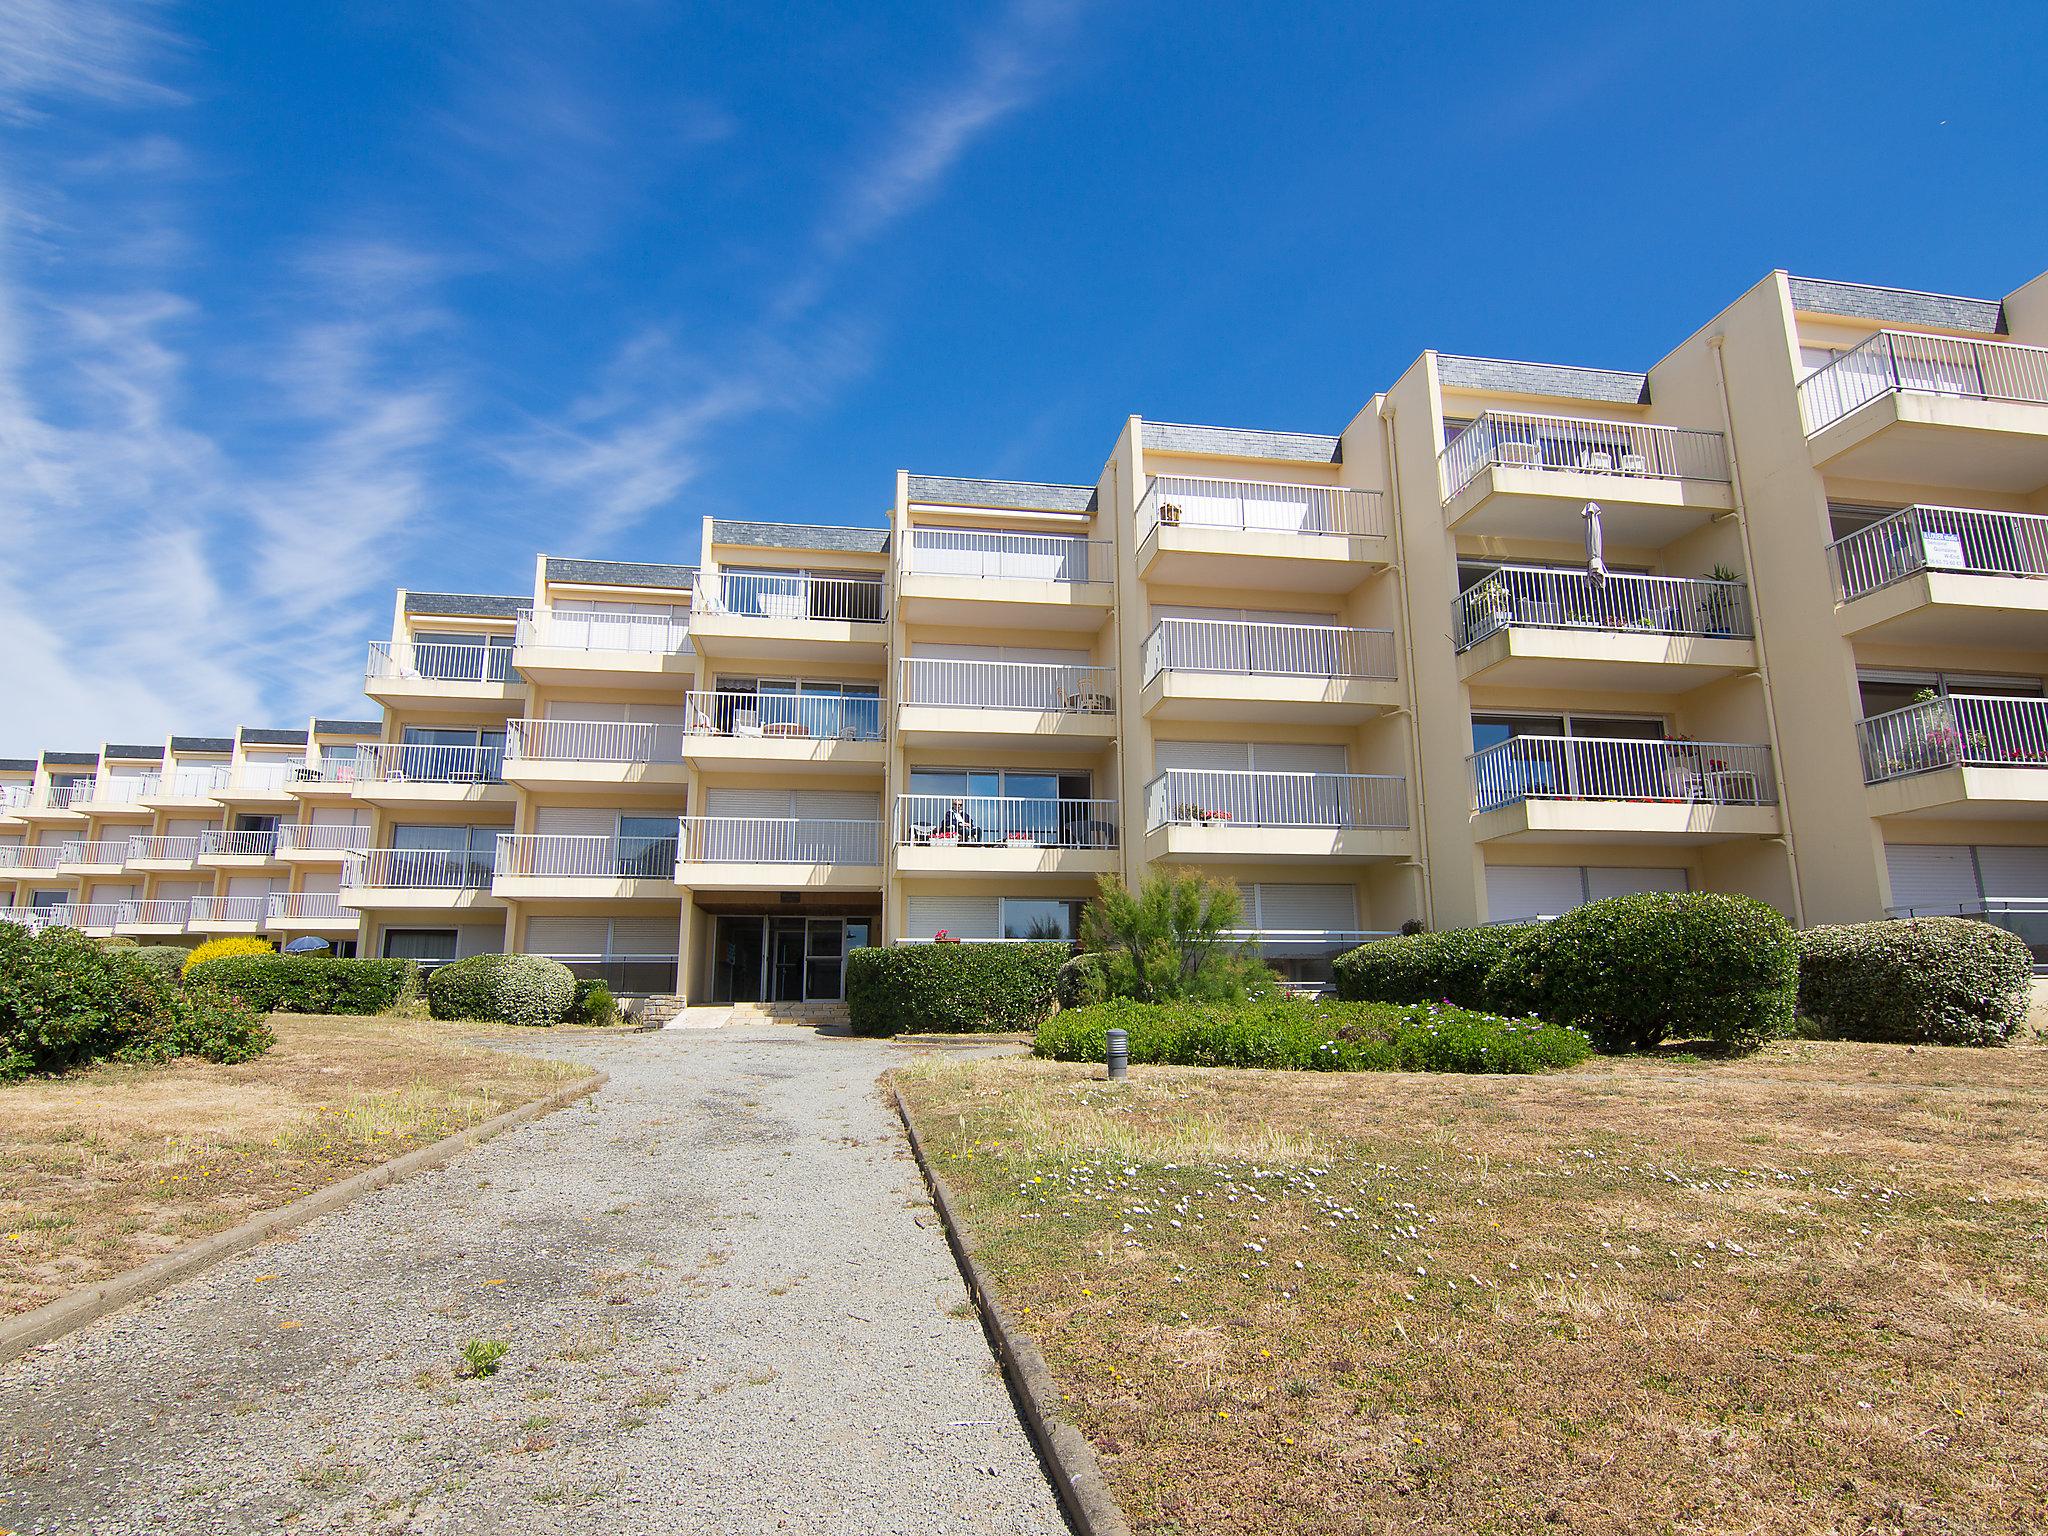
[906,475,1097,513]
[403,591,528,619]
[543,557,698,590]
[313,719,383,736]
[0,759,34,774]
[103,744,164,760]
[1787,276,2004,334]
[170,736,234,754]
[241,727,308,747]
[710,520,891,554]
[42,751,99,766]
[1144,422,1343,462]
[1437,356,1650,404]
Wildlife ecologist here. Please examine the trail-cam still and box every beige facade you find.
[8,266,2047,994]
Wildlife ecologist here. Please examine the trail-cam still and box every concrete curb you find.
[894,1086,1133,1536]
[0,1069,608,1369]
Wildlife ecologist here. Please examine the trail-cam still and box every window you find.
[412,629,514,682]
[1002,898,1084,941]
[708,676,882,740]
[382,929,459,964]
[1857,670,2045,717]
[616,815,678,878]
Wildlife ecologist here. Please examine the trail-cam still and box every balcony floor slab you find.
[1143,824,1411,863]
[1808,393,2048,494]
[338,888,504,912]
[1138,524,1390,593]
[1457,627,1757,693]
[896,576,1113,633]
[674,863,884,893]
[1141,672,1401,722]
[1470,798,1782,845]
[1837,571,2048,647]
[894,845,1118,878]
[491,875,680,902]
[894,707,1115,750]
[682,738,888,775]
[1865,765,2048,821]
[1446,465,1732,545]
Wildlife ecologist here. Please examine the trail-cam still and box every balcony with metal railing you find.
[1452,567,1757,693]
[1798,330,2048,492]
[365,639,520,707]
[1856,694,2048,816]
[55,902,124,935]
[138,764,231,805]
[674,817,883,890]
[1826,506,2048,645]
[220,759,308,803]
[198,828,281,863]
[893,794,1117,876]
[275,822,366,859]
[1438,411,1732,544]
[265,891,359,928]
[492,832,680,896]
[340,848,501,908]
[189,894,271,930]
[286,755,363,793]
[690,571,889,662]
[1134,476,1388,591]
[1467,735,1780,842]
[0,783,33,813]
[1140,618,1400,721]
[898,528,1114,630]
[20,779,96,819]
[513,605,695,684]
[897,658,1115,746]
[1142,769,1410,863]
[87,775,156,818]
[681,689,887,772]
[352,742,512,805]
[1,844,71,871]
[126,834,205,867]
[56,839,130,873]
[121,898,192,933]
[502,717,693,789]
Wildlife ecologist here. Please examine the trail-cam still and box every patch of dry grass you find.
[0,1014,582,1317]
[896,1041,2048,1535]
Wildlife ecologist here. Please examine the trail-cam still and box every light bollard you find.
[1106,1027,1128,1081]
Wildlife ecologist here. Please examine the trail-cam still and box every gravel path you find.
[0,1026,1070,1535]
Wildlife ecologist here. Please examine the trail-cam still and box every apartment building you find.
[6,265,2046,998]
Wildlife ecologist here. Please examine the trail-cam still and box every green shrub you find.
[1332,925,1534,1010]
[184,954,420,1016]
[423,953,576,1027]
[1796,917,2032,1046]
[1055,951,1112,1010]
[1078,872,1271,1003]
[127,946,192,985]
[845,942,1068,1036]
[572,977,619,1026]
[1035,996,1591,1074]
[130,987,276,1066]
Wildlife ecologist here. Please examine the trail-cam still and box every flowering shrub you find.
[181,935,275,977]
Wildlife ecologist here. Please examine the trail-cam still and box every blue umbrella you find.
[282,935,331,954]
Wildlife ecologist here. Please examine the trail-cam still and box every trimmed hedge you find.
[1035,996,1592,1074]
[184,954,420,1016]
[845,942,1068,1037]
[424,953,576,1027]
[1331,924,1532,1010]
[1797,917,2032,1045]
[128,946,192,984]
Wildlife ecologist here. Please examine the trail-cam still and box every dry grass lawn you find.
[1,1015,584,1318]
[896,1041,2048,1535]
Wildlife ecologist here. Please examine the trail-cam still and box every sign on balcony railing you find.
[493,833,679,879]
[678,817,881,865]
[902,529,1109,584]
[1827,505,2048,602]
[343,848,497,888]
[516,606,692,655]
[506,718,688,763]
[894,795,1117,848]
[1137,476,1385,539]
[1143,770,1408,831]
[696,572,886,623]
[200,829,279,858]
[1856,694,2048,784]
[1452,567,1752,651]
[1798,329,2048,434]
[1469,736,1775,812]
[898,659,1113,714]
[683,691,884,742]
[1142,618,1396,681]
[354,742,505,784]
[366,640,516,684]
[1439,411,1730,500]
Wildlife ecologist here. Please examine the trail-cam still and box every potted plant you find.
[1701,564,1744,636]
[1158,501,1183,526]
[1006,829,1035,843]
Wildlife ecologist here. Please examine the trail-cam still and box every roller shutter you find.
[533,806,619,837]
[610,916,680,956]
[905,895,1000,941]
[525,916,609,955]
[1248,883,1357,932]
[1972,846,2048,898]
[1585,867,1689,900]
[1884,845,1977,911]
[1486,867,1588,923]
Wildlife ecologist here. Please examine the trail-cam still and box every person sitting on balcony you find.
[937,797,978,841]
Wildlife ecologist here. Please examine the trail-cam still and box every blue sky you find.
[1,0,2044,754]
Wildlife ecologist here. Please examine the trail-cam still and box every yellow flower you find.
[1217,1409,1229,1419]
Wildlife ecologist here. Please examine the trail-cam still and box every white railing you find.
[493,832,679,880]
[0,906,54,930]
[1470,737,1776,812]
[200,829,279,858]
[1827,505,2048,602]
[1452,567,1753,650]
[121,899,191,928]
[1143,770,1409,831]
[1,845,69,869]
[139,764,231,798]
[902,529,1110,585]
[0,784,31,809]
[43,780,97,809]
[1856,695,2048,784]
[191,895,269,925]
[343,848,497,889]
[1798,329,2048,434]
[353,742,505,784]
[516,605,692,654]
[92,776,153,807]
[1883,897,2048,965]
[1142,619,1396,681]
[506,718,687,764]
[1439,410,1730,500]
[678,817,882,866]
[898,658,1114,714]
[1136,476,1385,540]
[55,902,124,933]
[292,756,361,785]
[683,690,885,742]
[267,891,352,923]
[695,572,886,624]
[894,795,1118,848]
[127,835,203,862]
[366,639,516,684]
[230,759,308,792]
[276,822,366,854]
[58,840,128,866]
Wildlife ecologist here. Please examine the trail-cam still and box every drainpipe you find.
[1708,335,1805,927]
[1378,401,1435,928]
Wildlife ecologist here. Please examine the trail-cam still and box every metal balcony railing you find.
[1856,695,2048,784]
[1452,567,1753,651]
[229,760,308,792]
[191,895,269,925]
[58,840,129,866]
[493,833,679,880]
[56,903,124,932]
[91,777,152,807]
[1469,737,1776,812]
[1137,476,1385,540]
[139,764,231,798]
[898,658,1114,714]
[127,835,203,862]
[506,718,687,763]
[0,906,54,930]
[1439,411,1730,500]
[366,640,516,684]
[901,528,1110,585]
[516,605,692,654]
[200,829,279,858]
[1827,505,2048,602]
[695,572,886,624]
[353,742,505,784]
[1142,618,1397,681]
[276,822,366,854]
[292,756,361,785]
[1798,329,2048,434]
[122,899,191,928]
[894,795,1118,849]
[343,848,497,889]
[686,691,884,742]
[677,817,881,865]
[43,780,97,809]
[1144,770,1409,831]
[0,784,31,809]
[539,955,680,995]
[1,845,68,869]
[267,892,352,922]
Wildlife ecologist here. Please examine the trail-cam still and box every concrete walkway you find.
[0,1028,1069,1535]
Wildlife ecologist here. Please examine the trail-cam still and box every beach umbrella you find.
[282,935,331,954]
[1582,501,1608,586]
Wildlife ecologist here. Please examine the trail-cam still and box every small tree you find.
[1078,871,1264,1003]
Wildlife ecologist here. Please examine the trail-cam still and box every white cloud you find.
[0,0,180,119]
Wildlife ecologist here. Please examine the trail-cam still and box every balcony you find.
[1140,619,1399,721]
[265,891,361,932]
[57,840,129,875]
[198,828,281,867]
[1229,930,1393,993]
[87,777,156,820]
[1453,568,1757,693]
[138,764,230,809]
[897,660,1115,748]
[1142,769,1410,863]
[1135,476,1387,591]
[275,823,364,861]
[0,784,32,814]
[1468,737,1779,843]
[689,572,888,662]
[898,530,1113,632]
[189,895,270,933]
[285,757,363,798]
[1857,695,2048,818]
[1439,412,1732,544]
[893,794,1118,877]
[219,760,308,808]
[0,906,56,930]
[55,902,123,936]
[341,848,500,910]
[19,781,95,822]
[1799,330,2048,492]
[126,835,204,870]
[0,845,70,872]
[120,898,192,935]
[674,816,882,892]
[513,605,694,685]
[681,691,887,775]
[504,718,692,790]
[492,832,680,899]
[364,640,521,710]
[1828,506,2048,646]
[352,743,513,807]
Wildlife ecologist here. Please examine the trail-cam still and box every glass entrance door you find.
[769,918,809,1002]
[713,915,766,1004]
[710,915,871,1002]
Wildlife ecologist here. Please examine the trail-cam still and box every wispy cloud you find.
[0,0,181,118]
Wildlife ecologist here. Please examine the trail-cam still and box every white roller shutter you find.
[1155,740,1250,772]
[525,916,608,955]
[226,875,278,898]
[610,916,680,956]
[1251,742,1348,773]
[1250,883,1357,932]
[164,816,212,838]
[1486,866,1586,923]
[794,789,880,821]
[154,880,209,901]
[1585,867,1689,900]
[533,806,618,837]
[298,870,341,896]
[93,883,138,902]
[1884,845,1977,912]
[628,703,686,726]
[548,700,627,723]
[455,924,505,958]
[1973,846,2048,897]
[310,806,368,828]
[705,787,794,818]
[905,895,1000,941]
